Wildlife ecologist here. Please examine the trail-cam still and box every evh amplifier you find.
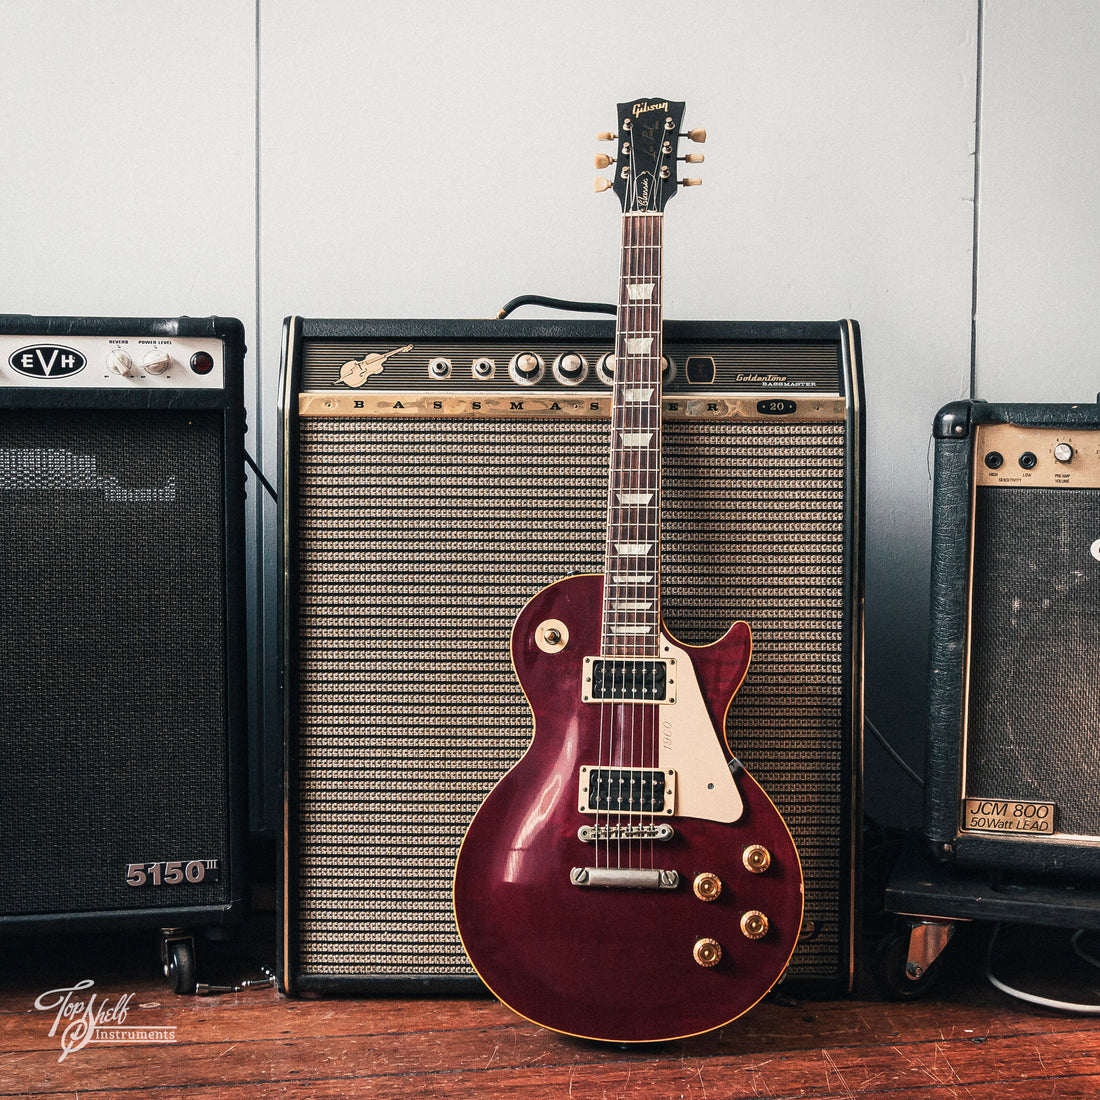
[279,316,864,995]
[925,399,1100,877]
[0,315,249,950]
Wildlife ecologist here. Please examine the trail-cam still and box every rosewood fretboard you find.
[602,211,664,658]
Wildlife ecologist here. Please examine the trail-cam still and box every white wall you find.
[5,1,1093,832]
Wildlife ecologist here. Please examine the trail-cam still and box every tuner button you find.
[686,127,707,143]
[594,153,615,169]
[1054,442,1074,464]
[682,153,705,163]
[106,350,133,377]
[552,352,588,386]
[508,352,545,386]
[593,177,614,193]
[142,350,172,375]
[596,131,616,141]
[681,178,702,187]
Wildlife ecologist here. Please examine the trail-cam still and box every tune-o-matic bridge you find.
[581,657,676,703]
[578,766,677,816]
[578,822,675,842]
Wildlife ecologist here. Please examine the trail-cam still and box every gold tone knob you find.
[593,177,614,193]
[681,178,702,187]
[692,938,722,967]
[742,844,772,874]
[594,153,615,169]
[740,910,769,940]
[596,131,616,141]
[682,153,705,163]
[693,872,722,902]
[686,127,707,143]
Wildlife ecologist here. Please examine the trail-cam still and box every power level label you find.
[962,799,1056,834]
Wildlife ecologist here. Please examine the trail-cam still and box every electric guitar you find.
[453,98,804,1043]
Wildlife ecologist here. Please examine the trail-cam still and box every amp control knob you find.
[552,352,588,386]
[142,350,172,375]
[106,350,133,377]
[1054,442,1074,464]
[509,352,545,386]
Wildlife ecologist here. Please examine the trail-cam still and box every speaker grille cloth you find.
[967,486,1100,837]
[0,408,231,916]
[292,417,849,980]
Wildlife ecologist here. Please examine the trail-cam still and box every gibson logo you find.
[9,344,87,379]
[633,100,669,117]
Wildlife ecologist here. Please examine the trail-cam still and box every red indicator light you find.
[190,351,215,375]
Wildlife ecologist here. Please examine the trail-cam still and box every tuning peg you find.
[680,153,705,163]
[683,127,707,143]
[681,178,702,187]
[596,131,617,142]
[593,177,614,193]
[594,153,615,169]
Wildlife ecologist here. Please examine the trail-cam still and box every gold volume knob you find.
[740,910,769,940]
[692,938,722,967]
[693,872,722,901]
[742,844,772,874]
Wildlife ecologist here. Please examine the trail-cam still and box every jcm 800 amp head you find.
[279,317,864,995]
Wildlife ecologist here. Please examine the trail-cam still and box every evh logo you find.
[9,344,87,379]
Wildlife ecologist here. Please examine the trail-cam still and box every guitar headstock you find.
[594,98,705,213]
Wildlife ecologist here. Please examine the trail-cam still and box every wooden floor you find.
[2,910,1100,1099]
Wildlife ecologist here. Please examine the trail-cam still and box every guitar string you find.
[598,127,669,870]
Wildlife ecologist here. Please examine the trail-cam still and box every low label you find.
[962,799,1056,834]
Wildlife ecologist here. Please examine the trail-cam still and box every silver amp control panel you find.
[0,332,227,389]
[298,335,845,397]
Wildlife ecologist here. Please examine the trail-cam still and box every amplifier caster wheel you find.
[161,929,197,995]
[872,919,953,1001]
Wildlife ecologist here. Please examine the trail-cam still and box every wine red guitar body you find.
[453,573,804,1043]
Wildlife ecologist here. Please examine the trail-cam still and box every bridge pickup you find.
[570,867,680,890]
[578,823,675,843]
[578,766,676,816]
[582,657,676,703]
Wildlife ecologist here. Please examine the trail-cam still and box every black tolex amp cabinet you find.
[925,399,1100,878]
[0,315,249,986]
[279,316,864,995]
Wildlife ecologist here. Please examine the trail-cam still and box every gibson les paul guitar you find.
[453,98,804,1043]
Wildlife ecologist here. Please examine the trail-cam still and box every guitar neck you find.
[602,210,664,658]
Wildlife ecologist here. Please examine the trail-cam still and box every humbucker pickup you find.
[578,766,676,816]
[581,657,676,703]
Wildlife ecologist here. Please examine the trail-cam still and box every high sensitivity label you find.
[962,799,1056,834]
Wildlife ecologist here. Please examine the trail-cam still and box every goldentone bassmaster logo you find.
[9,344,87,379]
